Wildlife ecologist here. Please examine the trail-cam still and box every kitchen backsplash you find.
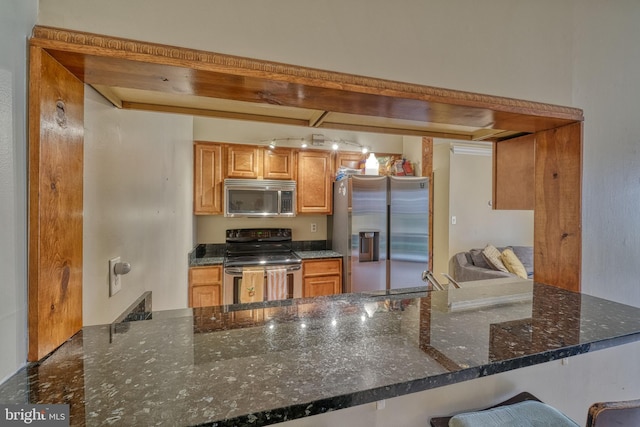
[196,215,329,243]
[290,240,328,251]
[191,240,328,260]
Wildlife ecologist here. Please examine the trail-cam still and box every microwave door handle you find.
[277,190,282,215]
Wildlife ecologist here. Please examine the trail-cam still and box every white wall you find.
[0,0,37,384]
[448,146,534,257]
[36,0,574,106]
[574,1,640,305]
[432,143,451,278]
[83,88,194,325]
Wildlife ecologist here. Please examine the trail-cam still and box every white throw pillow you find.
[482,244,509,273]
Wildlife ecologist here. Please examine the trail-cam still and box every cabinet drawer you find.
[189,266,222,284]
[303,258,341,276]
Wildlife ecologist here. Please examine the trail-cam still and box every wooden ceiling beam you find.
[30,26,583,137]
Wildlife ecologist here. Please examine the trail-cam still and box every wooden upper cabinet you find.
[297,150,333,214]
[335,151,402,175]
[335,152,365,170]
[194,142,223,215]
[227,145,260,178]
[264,148,294,180]
[493,134,535,210]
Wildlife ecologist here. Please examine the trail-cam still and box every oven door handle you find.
[224,264,301,275]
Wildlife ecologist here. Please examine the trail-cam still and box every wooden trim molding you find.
[30,25,583,122]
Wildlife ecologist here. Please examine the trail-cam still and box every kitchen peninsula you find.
[2,282,640,426]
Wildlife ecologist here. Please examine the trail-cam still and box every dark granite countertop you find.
[188,243,342,267]
[295,249,342,259]
[2,282,640,426]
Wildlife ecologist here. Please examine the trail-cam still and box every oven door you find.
[223,266,302,305]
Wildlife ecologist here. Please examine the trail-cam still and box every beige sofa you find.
[449,246,533,282]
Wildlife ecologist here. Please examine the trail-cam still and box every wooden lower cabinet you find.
[302,258,342,298]
[189,265,222,307]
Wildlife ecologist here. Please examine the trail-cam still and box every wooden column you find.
[422,137,434,271]
[28,46,84,361]
[534,123,582,291]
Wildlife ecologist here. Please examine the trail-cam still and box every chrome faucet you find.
[441,273,461,289]
[421,270,462,290]
[421,270,444,291]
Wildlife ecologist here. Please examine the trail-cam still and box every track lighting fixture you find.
[262,134,369,152]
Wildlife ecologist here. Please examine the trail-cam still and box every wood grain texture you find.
[422,137,434,272]
[189,266,222,307]
[193,142,222,214]
[335,152,365,170]
[263,148,293,180]
[302,258,342,297]
[534,123,582,291]
[28,47,84,361]
[30,26,583,135]
[227,145,260,178]
[493,133,535,210]
[296,150,332,214]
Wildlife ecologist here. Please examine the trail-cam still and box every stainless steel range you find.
[223,228,302,304]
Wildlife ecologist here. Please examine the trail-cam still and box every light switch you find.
[451,216,457,225]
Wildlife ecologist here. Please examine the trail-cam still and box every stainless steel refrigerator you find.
[330,175,430,293]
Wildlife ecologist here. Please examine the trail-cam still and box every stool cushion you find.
[448,400,579,427]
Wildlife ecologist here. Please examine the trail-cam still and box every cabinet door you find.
[493,134,535,210]
[191,284,222,307]
[264,148,293,179]
[336,152,364,170]
[304,275,341,298]
[297,150,332,214]
[194,143,223,214]
[189,266,222,307]
[227,146,260,178]
[302,258,342,297]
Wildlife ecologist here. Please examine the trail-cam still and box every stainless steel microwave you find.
[224,179,296,217]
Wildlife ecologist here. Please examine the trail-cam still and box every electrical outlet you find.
[109,256,122,296]
[311,223,317,233]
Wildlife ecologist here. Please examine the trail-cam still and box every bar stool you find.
[587,398,640,426]
[429,392,640,427]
